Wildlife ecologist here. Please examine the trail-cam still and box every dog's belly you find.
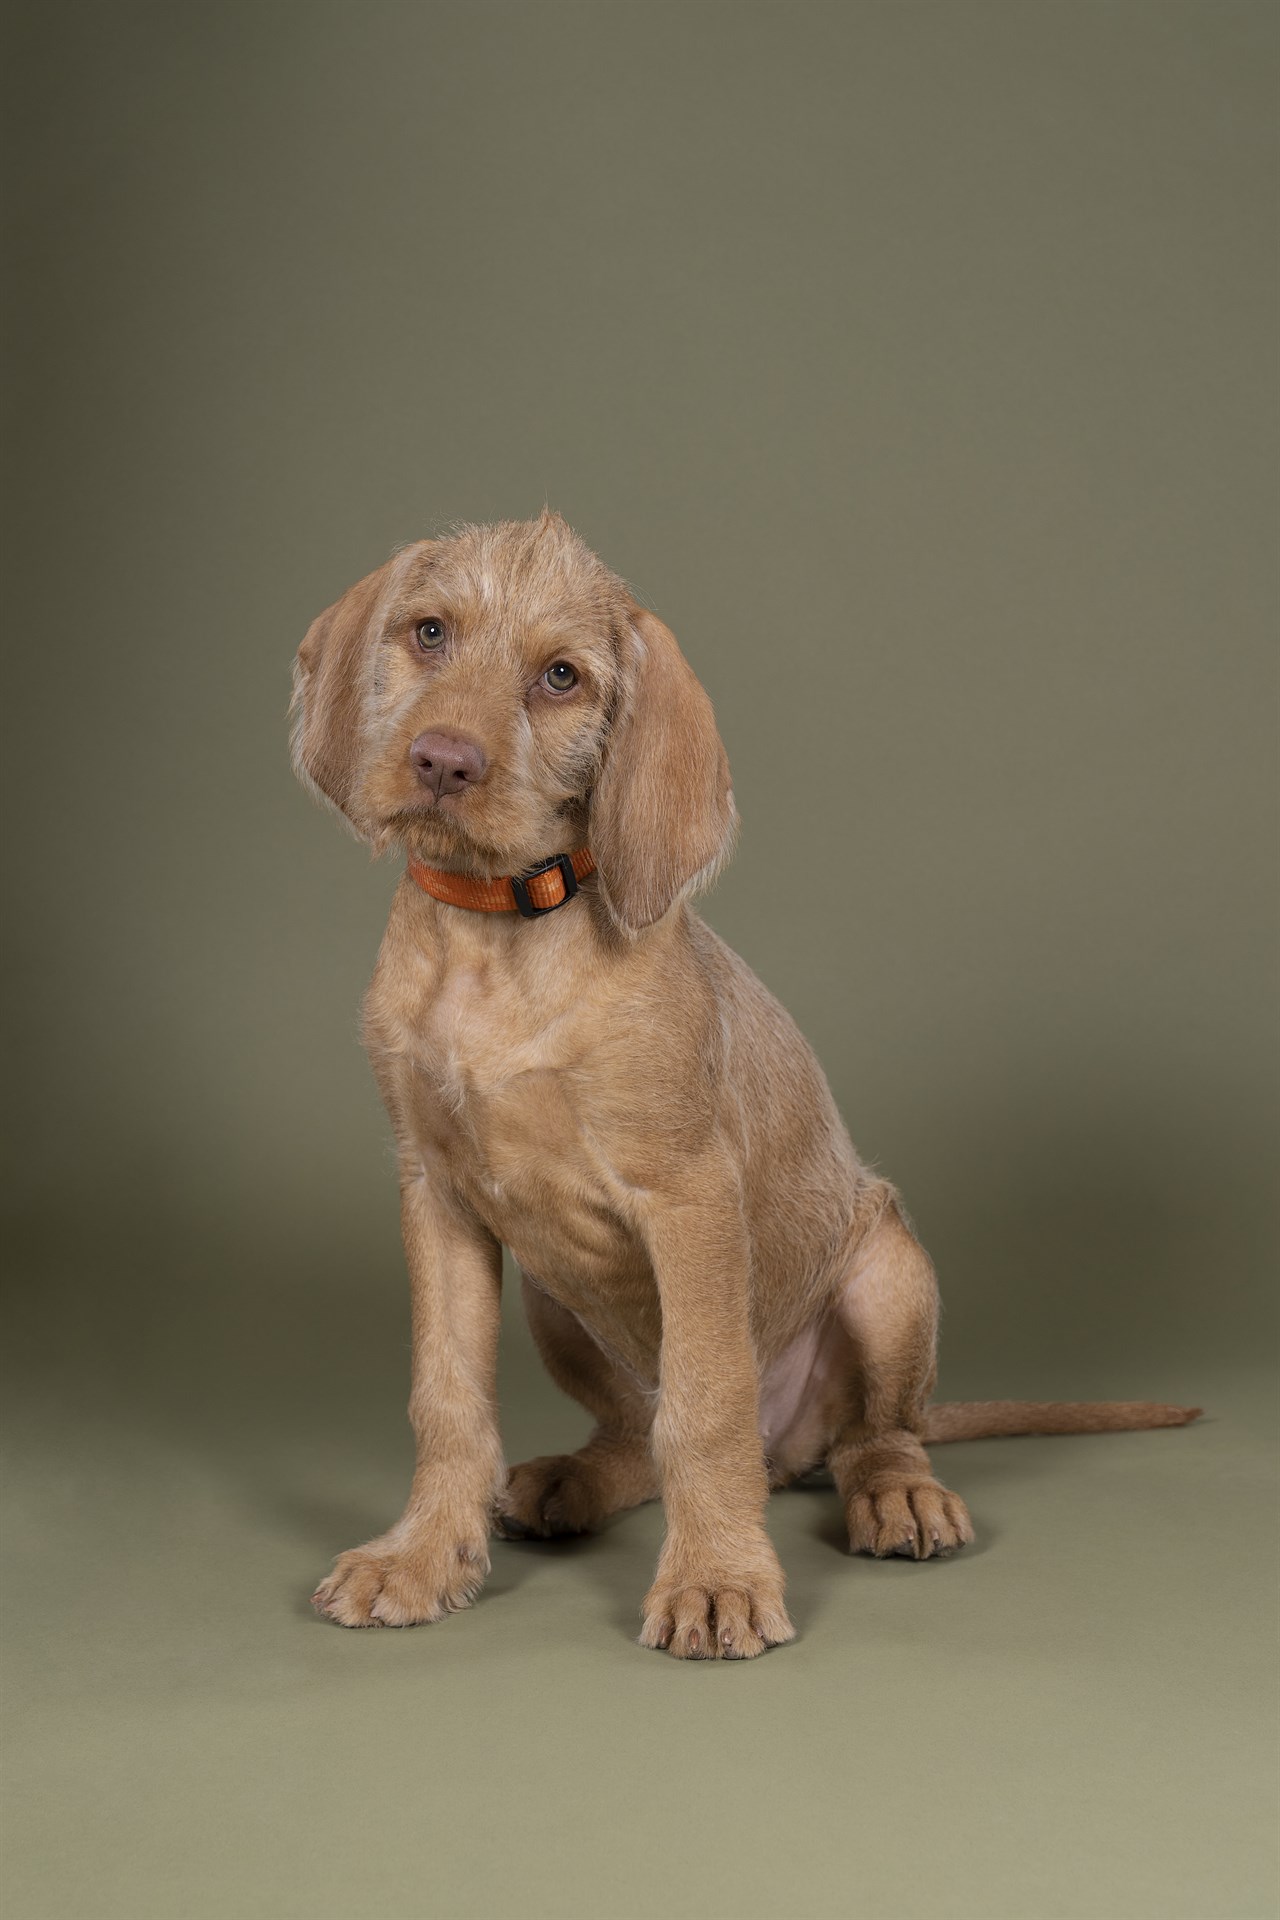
[757,1311,857,1478]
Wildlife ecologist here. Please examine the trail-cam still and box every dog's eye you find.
[415,619,446,651]
[544,662,578,691]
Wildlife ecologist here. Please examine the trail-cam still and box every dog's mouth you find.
[385,797,477,834]
[398,789,470,812]
[371,759,589,872]
[379,796,498,861]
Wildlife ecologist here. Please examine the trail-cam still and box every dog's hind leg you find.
[827,1195,974,1560]
[497,1276,658,1539]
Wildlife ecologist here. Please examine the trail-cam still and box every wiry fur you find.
[293,512,1201,1659]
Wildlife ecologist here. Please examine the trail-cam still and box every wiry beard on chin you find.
[371,795,592,877]
[372,805,493,871]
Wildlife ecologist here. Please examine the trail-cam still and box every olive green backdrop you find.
[3,3,1276,1917]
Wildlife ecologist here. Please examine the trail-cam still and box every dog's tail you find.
[921,1399,1203,1443]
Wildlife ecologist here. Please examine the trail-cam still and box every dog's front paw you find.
[639,1547,795,1661]
[312,1531,490,1627]
[845,1478,973,1560]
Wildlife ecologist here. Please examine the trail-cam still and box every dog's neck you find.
[406,847,595,920]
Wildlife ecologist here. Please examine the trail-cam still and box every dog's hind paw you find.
[496,1454,603,1539]
[845,1479,974,1560]
[497,1439,656,1540]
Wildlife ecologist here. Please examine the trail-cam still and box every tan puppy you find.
[292,512,1199,1660]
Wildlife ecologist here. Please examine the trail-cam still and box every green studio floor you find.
[2,1210,1275,1920]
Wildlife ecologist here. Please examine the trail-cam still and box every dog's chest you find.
[422,959,565,1106]
[386,958,574,1169]
[376,951,624,1243]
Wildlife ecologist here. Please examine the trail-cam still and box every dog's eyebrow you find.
[529,625,610,664]
[382,582,454,626]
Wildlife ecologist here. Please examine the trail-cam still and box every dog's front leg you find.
[312,1173,504,1627]
[636,1166,794,1661]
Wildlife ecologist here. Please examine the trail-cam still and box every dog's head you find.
[291,512,737,932]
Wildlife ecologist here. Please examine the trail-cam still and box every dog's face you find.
[292,513,737,932]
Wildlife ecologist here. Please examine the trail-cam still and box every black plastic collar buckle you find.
[511,853,579,919]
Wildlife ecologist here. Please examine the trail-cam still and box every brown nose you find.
[408,730,488,799]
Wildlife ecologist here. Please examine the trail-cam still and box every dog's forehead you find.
[394,523,624,650]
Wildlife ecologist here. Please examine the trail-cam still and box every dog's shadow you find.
[489,1455,1020,1644]
[5,1188,1214,1648]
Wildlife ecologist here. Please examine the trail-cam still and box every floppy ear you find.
[290,561,390,832]
[590,607,738,933]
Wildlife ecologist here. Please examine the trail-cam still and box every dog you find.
[291,510,1200,1659]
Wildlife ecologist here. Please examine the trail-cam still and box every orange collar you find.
[407,848,595,919]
